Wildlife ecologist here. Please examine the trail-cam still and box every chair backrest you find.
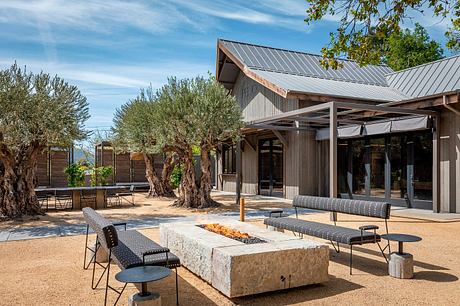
[293,195,391,219]
[55,190,71,197]
[82,207,118,249]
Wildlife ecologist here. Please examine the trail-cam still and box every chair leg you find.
[349,245,353,275]
[104,255,112,306]
[175,267,179,305]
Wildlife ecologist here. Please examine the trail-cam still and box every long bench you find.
[82,207,181,305]
[264,196,391,274]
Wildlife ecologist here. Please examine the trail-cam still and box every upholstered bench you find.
[264,195,391,274]
[82,207,180,305]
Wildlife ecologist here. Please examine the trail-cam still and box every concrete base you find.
[128,292,161,306]
[160,220,329,298]
[388,252,414,279]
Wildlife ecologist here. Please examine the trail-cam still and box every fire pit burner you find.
[198,223,267,244]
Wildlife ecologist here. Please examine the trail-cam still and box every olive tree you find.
[0,63,89,218]
[153,76,242,208]
[112,92,177,197]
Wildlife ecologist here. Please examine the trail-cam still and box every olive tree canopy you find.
[0,63,89,218]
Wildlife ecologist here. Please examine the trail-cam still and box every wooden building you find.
[216,39,460,213]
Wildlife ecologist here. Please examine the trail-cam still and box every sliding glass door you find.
[338,131,433,209]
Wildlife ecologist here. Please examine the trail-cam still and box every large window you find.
[338,131,433,209]
[222,144,236,174]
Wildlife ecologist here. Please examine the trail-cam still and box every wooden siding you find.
[439,109,460,213]
[115,153,131,183]
[36,151,49,187]
[50,150,69,188]
[233,73,298,122]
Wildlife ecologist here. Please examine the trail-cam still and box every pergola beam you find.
[272,130,288,148]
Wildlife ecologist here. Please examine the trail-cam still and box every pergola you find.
[235,101,441,212]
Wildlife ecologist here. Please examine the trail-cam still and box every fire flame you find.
[202,223,250,239]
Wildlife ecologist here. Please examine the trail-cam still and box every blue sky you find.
[0,0,451,132]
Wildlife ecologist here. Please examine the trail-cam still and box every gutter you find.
[443,94,460,116]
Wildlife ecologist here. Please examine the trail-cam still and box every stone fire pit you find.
[160,220,329,298]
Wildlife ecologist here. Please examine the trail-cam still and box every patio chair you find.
[55,190,73,210]
[80,189,97,208]
[36,190,50,211]
[117,185,135,206]
[106,189,121,207]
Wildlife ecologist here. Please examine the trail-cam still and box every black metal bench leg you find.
[175,267,179,305]
[349,245,353,275]
[104,255,112,306]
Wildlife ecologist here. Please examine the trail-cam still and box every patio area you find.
[1,194,460,305]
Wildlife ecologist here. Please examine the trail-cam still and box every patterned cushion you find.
[82,207,180,269]
[293,196,391,219]
[112,230,181,269]
[264,217,380,245]
[82,207,118,249]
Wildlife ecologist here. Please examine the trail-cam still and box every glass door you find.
[258,139,283,197]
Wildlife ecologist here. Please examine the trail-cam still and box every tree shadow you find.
[230,276,363,306]
[352,245,449,271]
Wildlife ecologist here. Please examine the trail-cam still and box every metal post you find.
[236,138,242,206]
[330,103,338,221]
[432,115,441,213]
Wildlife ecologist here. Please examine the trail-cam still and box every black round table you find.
[381,233,422,255]
[115,266,171,297]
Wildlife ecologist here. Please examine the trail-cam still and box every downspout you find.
[443,95,460,116]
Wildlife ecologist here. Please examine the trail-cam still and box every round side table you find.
[115,266,171,306]
[381,233,422,279]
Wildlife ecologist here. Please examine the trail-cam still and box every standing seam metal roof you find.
[386,55,460,98]
[220,39,394,87]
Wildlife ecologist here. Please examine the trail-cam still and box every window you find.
[222,144,236,174]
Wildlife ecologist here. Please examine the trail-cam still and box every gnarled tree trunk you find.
[0,145,43,218]
[143,153,176,197]
[199,146,218,208]
[173,149,200,208]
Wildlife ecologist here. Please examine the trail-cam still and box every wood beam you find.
[272,130,288,148]
[330,103,337,198]
[243,138,256,151]
[432,115,440,213]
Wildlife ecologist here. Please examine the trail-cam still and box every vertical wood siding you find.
[439,109,460,212]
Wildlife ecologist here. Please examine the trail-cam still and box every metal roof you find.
[220,39,394,86]
[252,68,409,102]
[386,55,460,98]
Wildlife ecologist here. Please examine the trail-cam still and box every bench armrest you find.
[113,222,127,231]
[359,225,379,231]
[269,210,284,218]
[142,248,170,265]
[359,225,379,243]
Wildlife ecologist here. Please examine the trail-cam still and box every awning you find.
[316,116,430,140]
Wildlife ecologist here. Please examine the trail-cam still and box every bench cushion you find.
[293,196,391,219]
[112,230,181,269]
[264,217,381,245]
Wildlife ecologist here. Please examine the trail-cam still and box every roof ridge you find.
[249,67,388,87]
[385,53,460,76]
[218,38,392,69]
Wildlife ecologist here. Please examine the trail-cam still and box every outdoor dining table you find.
[34,186,130,210]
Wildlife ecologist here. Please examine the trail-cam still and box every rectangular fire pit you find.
[160,220,329,298]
